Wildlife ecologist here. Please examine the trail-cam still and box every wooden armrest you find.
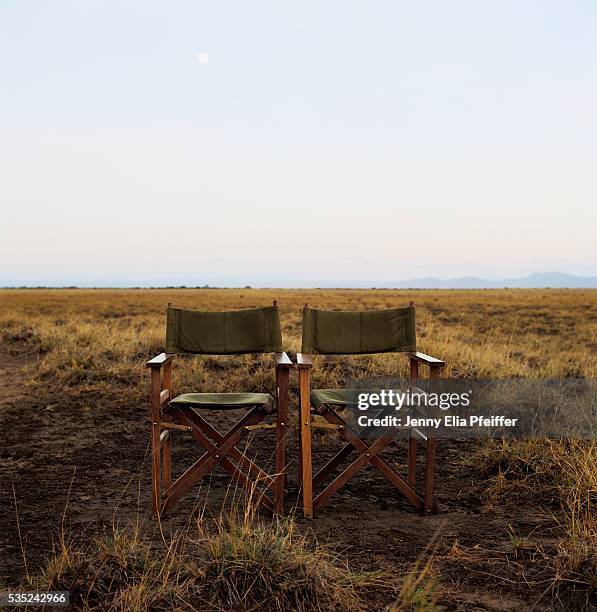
[407,352,445,367]
[146,353,176,369]
[273,352,293,368]
[296,353,313,369]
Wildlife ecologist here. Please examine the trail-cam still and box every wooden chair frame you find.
[146,306,292,518]
[297,301,445,519]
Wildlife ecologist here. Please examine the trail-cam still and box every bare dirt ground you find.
[0,343,582,611]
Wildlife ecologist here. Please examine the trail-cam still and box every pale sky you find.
[1,1,596,286]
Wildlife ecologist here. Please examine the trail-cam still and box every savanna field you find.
[0,288,595,610]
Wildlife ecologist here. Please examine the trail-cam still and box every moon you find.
[197,53,209,64]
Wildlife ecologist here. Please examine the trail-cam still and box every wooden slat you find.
[274,352,293,368]
[299,367,313,518]
[297,412,303,488]
[313,443,354,488]
[406,352,445,367]
[181,412,274,512]
[275,365,290,513]
[162,431,171,489]
[186,409,277,489]
[409,357,419,383]
[425,361,440,513]
[412,427,427,442]
[163,361,172,395]
[161,359,173,492]
[296,353,313,368]
[322,410,424,511]
[311,421,343,430]
[161,445,217,510]
[375,454,424,511]
[146,353,176,368]
[244,423,277,431]
[160,421,191,432]
[313,431,396,511]
[162,408,269,513]
[150,367,162,516]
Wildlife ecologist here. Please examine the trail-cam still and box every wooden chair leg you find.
[298,368,313,518]
[161,362,173,490]
[408,354,420,499]
[275,367,289,513]
[151,424,161,516]
[150,368,162,516]
[162,430,172,490]
[425,363,441,513]
[297,418,303,488]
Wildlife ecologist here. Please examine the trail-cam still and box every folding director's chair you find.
[297,302,445,518]
[146,302,292,517]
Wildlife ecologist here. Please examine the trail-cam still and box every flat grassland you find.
[0,289,595,610]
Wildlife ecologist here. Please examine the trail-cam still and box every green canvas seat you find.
[310,389,350,410]
[311,388,409,411]
[170,392,275,412]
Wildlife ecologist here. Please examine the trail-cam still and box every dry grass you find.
[386,533,439,611]
[29,508,390,611]
[1,288,595,394]
[472,438,596,597]
[1,288,596,608]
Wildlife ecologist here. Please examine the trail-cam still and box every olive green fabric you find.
[310,388,351,409]
[170,392,275,411]
[301,306,416,355]
[166,305,282,355]
[311,388,405,410]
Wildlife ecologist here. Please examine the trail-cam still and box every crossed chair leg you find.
[297,352,442,518]
[302,407,436,516]
[150,362,290,517]
[163,407,281,514]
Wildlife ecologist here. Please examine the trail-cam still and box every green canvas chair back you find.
[301,305,416,355]
[166,305,283,355]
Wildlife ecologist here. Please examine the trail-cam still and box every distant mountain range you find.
[2,272,596,290]
[384,272,597,289]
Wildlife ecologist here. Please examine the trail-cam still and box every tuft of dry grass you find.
[195,508,387,611]
[34,524,191,610]
[386,539,439,611]
[472,438,596,598]
[29,510,389,611]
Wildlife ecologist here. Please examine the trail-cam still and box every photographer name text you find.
[357,415,518,428]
